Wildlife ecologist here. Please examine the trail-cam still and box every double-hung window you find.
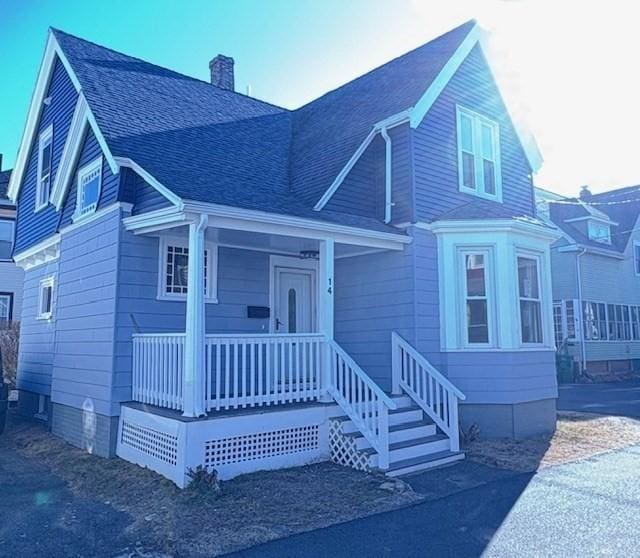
[38,277,55,320]
[457,106,501,201]
[0,219,14,260]
[583,301,607,340]
[36,125,53,211]
[159,238,218,302]
[517,256,543,344]
[75,157,102,219]
[462,251,492,345]
[0,293,12,327]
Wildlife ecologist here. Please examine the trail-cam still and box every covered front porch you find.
[117,206,463,485]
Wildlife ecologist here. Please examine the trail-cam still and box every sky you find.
[0,0,638,196]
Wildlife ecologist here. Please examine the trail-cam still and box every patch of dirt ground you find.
[2,414,421,557]
[465,411,640,472]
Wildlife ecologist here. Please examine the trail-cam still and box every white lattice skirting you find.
[117,404,336,487]
[329,419,372,472]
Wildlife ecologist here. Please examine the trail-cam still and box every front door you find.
[273,266,316,333]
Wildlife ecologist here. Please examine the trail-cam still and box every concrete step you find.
[384,451,465,477]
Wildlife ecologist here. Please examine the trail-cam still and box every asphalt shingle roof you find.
[547,186,640,253]
[49,21,477,234]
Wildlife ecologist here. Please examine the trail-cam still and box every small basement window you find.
[74,157,102,219]
[38,276,55,320]
[36,125,53,211]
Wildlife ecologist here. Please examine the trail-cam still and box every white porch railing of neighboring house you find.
[326,340,397,469]
[391,332,466,451]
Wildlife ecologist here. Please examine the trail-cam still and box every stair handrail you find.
[327,340,397,469]
[391,332,466,452]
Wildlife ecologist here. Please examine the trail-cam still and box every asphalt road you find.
[558,379,640,417]
[229,445,640,558]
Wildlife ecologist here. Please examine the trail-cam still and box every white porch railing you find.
[327,340,397,469]
[132,333,325,412]
[391,332,466,452]
[204,333,324,411]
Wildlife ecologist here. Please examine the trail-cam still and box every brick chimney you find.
[209,55,235,91]
[579,185,592,201]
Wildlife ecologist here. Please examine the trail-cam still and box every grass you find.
[4,415,421,557]
[465,411,640,472]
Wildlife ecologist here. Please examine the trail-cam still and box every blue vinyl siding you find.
[412,45,535,221]
[59,129,121,226]
[388,124,413,225]
[325,136,384,219]
[14,58,79,254]
[112,230,271,402]
[335,245,417,389]
[50,207,120,416]
[16,261,59,395]
[130,172,173,214]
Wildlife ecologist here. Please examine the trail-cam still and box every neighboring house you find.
[9,20,559,487]
[0,163,24,328]
[539,185,640,380]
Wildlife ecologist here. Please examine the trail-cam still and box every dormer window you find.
[74,157,102,220]
[36,125,53,211]
[587,221,611,244]
[456,106,502,202]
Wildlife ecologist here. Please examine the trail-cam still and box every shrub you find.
[0,322,20,388]
[186,465,222,496]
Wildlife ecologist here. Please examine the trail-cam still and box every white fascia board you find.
[557,244,625,259]
[8,30,118,203]
[409,23,543,173]
[113,157,184,209]
[313,110,411,212]
[420,218,562,243]
[124,201,410,250]
[564,215,618,227]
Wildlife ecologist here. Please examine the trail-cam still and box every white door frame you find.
[269,255,319,333]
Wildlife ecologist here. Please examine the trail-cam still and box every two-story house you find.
[539,185,640,380]
[0,161,24,328]
[9,20,559,487]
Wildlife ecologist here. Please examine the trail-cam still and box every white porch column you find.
[319,239,335,400]
[182,214,208,418]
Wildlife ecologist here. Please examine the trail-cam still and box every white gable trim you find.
[410,24,542,172]
[113,157,183,208]
[7,30,118,203]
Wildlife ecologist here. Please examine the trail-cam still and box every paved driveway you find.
[558,380,640,417]
[229,445,640,557]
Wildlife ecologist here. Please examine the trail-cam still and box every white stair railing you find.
[327,340,397,469]
[391,332,466,452]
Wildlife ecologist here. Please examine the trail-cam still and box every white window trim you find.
[0,218,15,262]
[456,105,502,202]
[73,156,103,222]
[458,247,496,348]
[37,276,55,320]
[634,241,640,276]
[587,219,611,244]
[515,250,545,347]
[36,124,54,212]
[157,236,218,303]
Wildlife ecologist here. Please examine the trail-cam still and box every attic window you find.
[587,221,611,244]
[36,125,53,211]
[456,106,502,202]
[74,157,102,220]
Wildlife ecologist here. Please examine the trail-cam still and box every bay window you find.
[517,256,543,344]
[463,252,491,345]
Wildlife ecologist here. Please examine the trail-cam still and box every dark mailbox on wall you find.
[247,306,270,319]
